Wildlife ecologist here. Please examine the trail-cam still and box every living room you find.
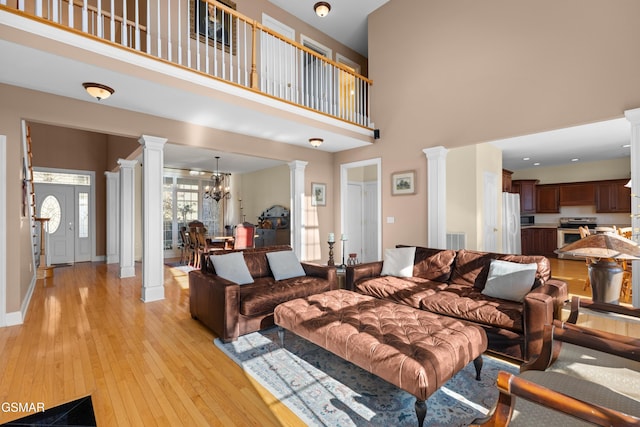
[1,0,640,425]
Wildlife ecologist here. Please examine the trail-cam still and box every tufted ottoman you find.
[273,289,488,427]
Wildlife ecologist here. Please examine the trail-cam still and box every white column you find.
[0,136,6,327]
[104,171,120,264]
[118,159,138,278]
[423,146,449,249]
[139,135,167,302]
[624,108,640,308]
[289,160,308,260]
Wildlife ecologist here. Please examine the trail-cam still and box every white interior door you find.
[35,183,74,264]
[346,183,363,262]
[261,14,296,102]
[363,181,378,262]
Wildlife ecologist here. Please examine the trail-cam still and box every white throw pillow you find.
[266,250,306,281]
[210,251,254,285]
[380,246,416,278]
[481,259,538,302]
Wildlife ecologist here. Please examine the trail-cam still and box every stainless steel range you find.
[557,217,598,259]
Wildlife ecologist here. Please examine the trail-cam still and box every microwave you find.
[520,215,535,225]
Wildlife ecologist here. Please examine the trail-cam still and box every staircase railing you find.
[3,0,373,128]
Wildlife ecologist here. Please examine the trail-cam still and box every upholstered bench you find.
[273,289,488,427]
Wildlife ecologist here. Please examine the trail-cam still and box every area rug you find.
[1,395,96,426]
[214,327,519,427]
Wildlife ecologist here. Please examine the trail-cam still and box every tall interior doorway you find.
[340,158,381,263]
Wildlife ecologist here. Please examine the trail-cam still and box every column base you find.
[141,286,165,303]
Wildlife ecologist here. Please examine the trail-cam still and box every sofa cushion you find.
[381,246,416,277]
[449,249,550,291]
[355,276,448,309]
[420,284,524,332]
[240,276,333,316]
[209,251,254,285]
[266,250,306,280]
[481,259,537,302]
[411,247,456,281]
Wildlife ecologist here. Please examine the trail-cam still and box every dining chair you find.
[233,222,256,250]
[579,226,593,292]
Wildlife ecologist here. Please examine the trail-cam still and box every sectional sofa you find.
[346,246,568,361]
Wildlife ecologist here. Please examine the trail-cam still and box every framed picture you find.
[311,182,326,206]
[191,0,237,54]
[391,170,416,195]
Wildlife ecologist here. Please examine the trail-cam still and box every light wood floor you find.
[0,259,636,425]
[0,262,302,426]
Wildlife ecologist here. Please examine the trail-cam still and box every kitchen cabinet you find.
[559,183,595,206]
[502,169,513,192]
[595,179,631,213]
[536,184,560,213]
[521,227,557,257]
[512,179,537,214]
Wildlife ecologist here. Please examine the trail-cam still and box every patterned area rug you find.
[214,327,519,427]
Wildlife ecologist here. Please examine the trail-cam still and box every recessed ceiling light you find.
[533,162,540,166]
[571,158,579,162]
[623,144,631,148]
[523,157,530,161]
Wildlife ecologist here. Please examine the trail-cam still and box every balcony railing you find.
[4,0,373,128]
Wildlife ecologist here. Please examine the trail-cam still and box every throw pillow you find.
[266,250,306,281]
[210,251,254,285]
[380,246,416,278]
[481,259,538,302]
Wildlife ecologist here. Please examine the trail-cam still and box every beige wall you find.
[513,158,631,184]
[239,165,290,226]
[334,0,640,251]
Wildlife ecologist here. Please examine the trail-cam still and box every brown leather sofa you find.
[189,245,338,342]
[346,246,568,361]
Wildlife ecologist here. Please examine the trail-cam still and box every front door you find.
[35,183,75,264]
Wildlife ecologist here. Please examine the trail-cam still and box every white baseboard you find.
[141,286,165,303]
[5,275,36,326]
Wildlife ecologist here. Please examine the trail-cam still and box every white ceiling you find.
[163,144,284,174]
[490,118,631,171]
[268,0,390,57]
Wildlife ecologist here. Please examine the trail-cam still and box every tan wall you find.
[239,165,290,226]
[512,158,631,184]
[1,83,335,313]
[334,0,640,250]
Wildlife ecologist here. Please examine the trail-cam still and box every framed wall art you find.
[391,170,416,196]
[311,182,326,206]
[191,0,237,54]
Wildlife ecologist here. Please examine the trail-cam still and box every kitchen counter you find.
[521,223,558,229]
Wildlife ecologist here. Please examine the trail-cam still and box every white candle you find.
[341,234,347,241]
[328,233,335,243]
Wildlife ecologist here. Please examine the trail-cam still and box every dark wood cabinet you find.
[521,227,557,257]
[536,184,560,213]
[502,169,513,193]
[559,183,595,206]
[595,179,631,213]
[512,179,537,214]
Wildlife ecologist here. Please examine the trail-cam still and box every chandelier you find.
[203,156,231,202]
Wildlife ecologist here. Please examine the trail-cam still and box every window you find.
[33,171,90,186]
[78,192,89,238]
[40,195,61,234]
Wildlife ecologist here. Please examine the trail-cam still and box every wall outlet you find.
[386,216,395,223]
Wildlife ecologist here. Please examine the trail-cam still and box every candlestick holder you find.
[341,239,347,269]
[327,241,335,266]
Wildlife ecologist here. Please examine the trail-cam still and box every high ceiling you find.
[268,0,390,57]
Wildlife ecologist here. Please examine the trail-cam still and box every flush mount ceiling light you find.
[309,138,323,148]
[82,82,114,101]
[314,2,331,17]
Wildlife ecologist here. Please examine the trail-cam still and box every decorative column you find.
[118,159,138,278]
[288,160,308,260]
[104,171,120,264]
[139,135,167,302]
[423,146,449,249]
[624,107,640,308]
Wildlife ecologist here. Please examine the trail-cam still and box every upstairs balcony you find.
[1,0,374,144]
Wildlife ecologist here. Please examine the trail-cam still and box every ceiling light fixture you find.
[314,2,331,17]
[309,138,324,148]
[82,82,114,101]
[203,156,231,203]
[571,158,579,162]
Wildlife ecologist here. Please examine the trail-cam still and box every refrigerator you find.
[502,192,522,254]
